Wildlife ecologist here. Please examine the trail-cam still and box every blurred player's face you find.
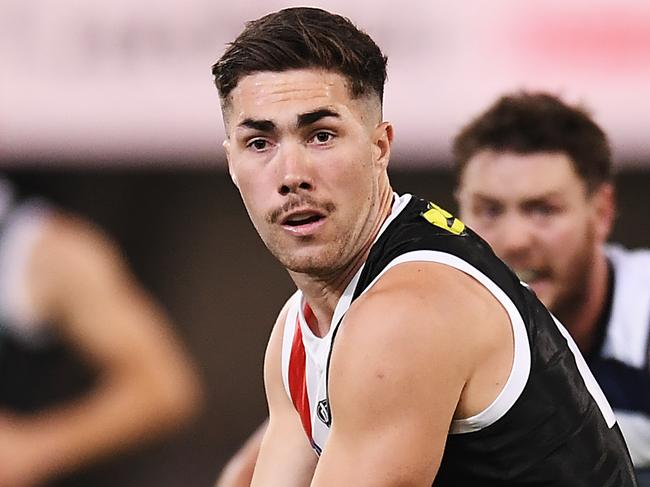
[222,68,391,276]
[457,151,613,315]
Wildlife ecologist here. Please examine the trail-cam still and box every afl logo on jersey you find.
[317,399,331,426]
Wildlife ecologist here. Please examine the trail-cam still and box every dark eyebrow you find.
[520,191,565,204]
[472,194,502,204]
[238,119,276,132]
[297,108,340,128]
[521,196,562,208]
[473,191,564,205]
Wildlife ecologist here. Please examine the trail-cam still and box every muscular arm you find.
[311,262,513,486]
[250,303,318,487]
[0,212,202,486]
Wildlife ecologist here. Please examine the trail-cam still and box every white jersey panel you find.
[0,199,52,342]
[280,291,302,399]
[601,244,650,467]
[602,244,650,369]
[617,410,650,467]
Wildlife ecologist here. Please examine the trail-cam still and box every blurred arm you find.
[0,212,203,486]
[215,420,267,487]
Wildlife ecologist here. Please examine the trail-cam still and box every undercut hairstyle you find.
[212,7,388,109]
[452,92,613,192]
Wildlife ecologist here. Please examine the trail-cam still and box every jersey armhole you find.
[280,291,302,399]
[355,249,532,434]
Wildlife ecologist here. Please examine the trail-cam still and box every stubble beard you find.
[268,230,355,277]
[547,225,597,327]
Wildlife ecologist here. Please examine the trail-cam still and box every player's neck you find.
[290,185,394,337]
[556,248,609,355]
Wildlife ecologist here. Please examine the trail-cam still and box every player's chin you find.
[281,251,340,275]
[528,280,555,307]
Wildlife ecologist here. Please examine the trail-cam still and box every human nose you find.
[494,214,535,259]
[276,143,314,196]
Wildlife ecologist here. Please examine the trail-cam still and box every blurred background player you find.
[0,176,202,487]
[453,91,650,483]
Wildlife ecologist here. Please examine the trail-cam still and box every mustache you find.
[511,267,552,282]
[267,196,336,224]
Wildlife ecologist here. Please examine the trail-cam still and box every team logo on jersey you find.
[317,399,331,426]
[421,203,465,235]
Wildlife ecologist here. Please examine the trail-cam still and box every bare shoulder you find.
[23,211,133,323]
[32,210,122,269]
[342,260,508,360]
[266,296,295,357]
[329,260,513,422]
[263,294,298,388]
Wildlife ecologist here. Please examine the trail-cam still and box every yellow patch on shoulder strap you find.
[421,203,466,235]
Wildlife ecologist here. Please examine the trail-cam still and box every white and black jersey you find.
[588,245,650,469]
[280,193,637,486]
[0,180,95,411]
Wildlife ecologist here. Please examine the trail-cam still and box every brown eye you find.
[475,204,502,220]
[310,131,334,145]
[247,138,269,151]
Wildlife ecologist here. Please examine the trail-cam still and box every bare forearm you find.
[250,420,316,487]
[16,368,199,480]
[216,421,267,487]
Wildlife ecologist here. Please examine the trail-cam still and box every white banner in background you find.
[1,0,649,167]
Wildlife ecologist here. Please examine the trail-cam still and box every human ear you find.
[590,182,615,242]
[372,122,393,169]
[223,139,239,188]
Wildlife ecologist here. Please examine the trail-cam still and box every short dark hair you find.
[212,7,387,108]
[452,92,612,192]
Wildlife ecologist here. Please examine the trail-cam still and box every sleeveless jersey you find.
[590,245,650,468]
[0,182,52,346]
[0,179,96,411]
[280,193,637,486]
